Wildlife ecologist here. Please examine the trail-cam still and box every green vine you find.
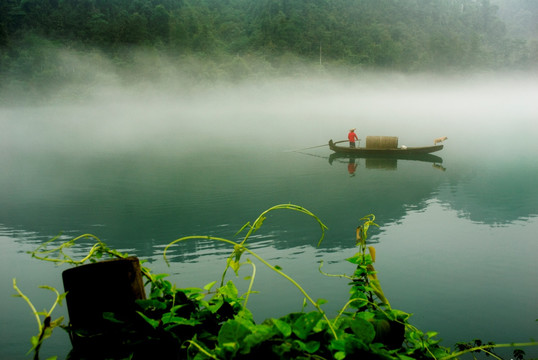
[15,204,538,360]
[12,279,66,360]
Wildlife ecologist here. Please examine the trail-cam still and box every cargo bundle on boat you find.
[365,136,399,149]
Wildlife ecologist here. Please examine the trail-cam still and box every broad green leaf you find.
[229,259,241,274]
[334,351,346,360]
[103,312,124,324]
[313,317,327,333]
[292,312,323,340]
[221,342,238,351]
[206,295,224,313]
[232,311,256,331]
[242,325,275,353]
[136,299,167,311]
[397,354,417,360]
[348,293,369,309]
[50,316,64,328]
[162,316,201,326]
[38,285,56,291]
[235,308,255,323]
[170,304,190,313]
[293,339,320,353]
[350,318,375,344]
[346,253,362,265]
[329,338,346,352]
[316,298,328,306]
[386,309,411,322]
[58,292,67,304]
[182,287,204,294]
[343,335,367,354]
[30,335,39,348]
[136,311,160,329]
[190,292,207,302]
[192,351,209,360]
[217,320,251,352]
[219,281,239,299]
[253,216,266,231]
[273,318,292,337]
[333,316,351,330]
[203,281,217,291]
[431,345,451,358]
[43,327,53,339]
[273,341,293,357]
[355,312,375,321]
[153,273,170,281]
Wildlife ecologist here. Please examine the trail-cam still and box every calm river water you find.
[1,74,537,359]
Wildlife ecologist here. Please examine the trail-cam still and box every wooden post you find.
[62,257,146,352]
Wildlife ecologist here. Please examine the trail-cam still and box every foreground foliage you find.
[15,204,536,359]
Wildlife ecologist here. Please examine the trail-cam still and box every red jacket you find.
[348,131,358,142]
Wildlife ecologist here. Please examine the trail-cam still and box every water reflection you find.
[437,159,538,225]
[1,149,450,253]
[2,148,536,252]
[328,152,444,172]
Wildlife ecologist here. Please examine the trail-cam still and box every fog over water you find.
[2,67,537,158]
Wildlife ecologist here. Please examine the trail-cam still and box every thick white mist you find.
[1,68,537,159]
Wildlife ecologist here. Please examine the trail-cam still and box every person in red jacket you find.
[348,128,359,148]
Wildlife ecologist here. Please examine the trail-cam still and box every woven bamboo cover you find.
[365,136,399,149]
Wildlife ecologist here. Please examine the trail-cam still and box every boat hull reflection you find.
[329,153,443,170]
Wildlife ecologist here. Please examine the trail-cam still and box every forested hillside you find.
[492,0,538,39]
[1,0,537,99]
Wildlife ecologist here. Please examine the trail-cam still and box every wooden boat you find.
[329,138,443,156]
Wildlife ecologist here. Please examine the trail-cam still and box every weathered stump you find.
[62,257,146,356]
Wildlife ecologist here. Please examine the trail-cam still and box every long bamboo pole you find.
[287,140,348,152]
